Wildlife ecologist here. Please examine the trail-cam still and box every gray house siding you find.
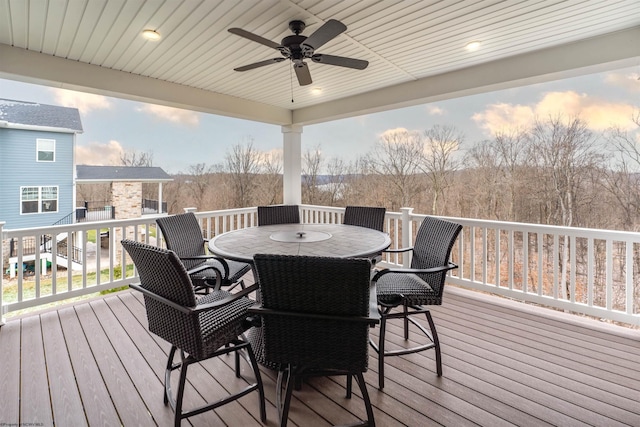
[0,128,74,229]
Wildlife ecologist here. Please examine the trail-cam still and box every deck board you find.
[1,283,639,427]
[41,310,87,426]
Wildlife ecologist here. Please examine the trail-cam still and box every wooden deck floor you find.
[1,280,639,426]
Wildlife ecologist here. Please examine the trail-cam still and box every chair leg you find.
[425,310,442,376]
[346,374,352,398]
[355,372,376,427]
[164,345,178,405]
[280,368,296,427]
[245,341,267,422]
[174,352,190,427]
[377,315,387,390]
[403,303,409,340]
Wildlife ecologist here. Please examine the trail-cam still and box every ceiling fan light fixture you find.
[311,87,323,95]
[142,29,161,41]
[465,41,481,51]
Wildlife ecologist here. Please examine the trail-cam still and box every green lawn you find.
[3,264,136,317]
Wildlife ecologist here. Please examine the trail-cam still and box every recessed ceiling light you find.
[465,41,481,51]
[311,87,323,95]
[142,29,161,41]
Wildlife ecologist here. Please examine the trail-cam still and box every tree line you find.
[77,113,640,233]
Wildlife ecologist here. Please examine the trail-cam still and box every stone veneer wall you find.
[111,181,142,261]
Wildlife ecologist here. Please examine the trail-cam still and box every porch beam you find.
[0,45,292,126]
[292,26,640,125]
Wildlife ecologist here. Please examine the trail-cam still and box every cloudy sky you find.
[0,65,638,174]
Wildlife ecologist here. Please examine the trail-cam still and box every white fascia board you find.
[0,45,292,126]
[292,26,640,125]
[0,122,80,133]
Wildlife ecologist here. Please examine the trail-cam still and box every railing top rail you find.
[2,215,165,238]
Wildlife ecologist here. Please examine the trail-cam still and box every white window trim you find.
[20,185,59,214]
[36,138,56,162]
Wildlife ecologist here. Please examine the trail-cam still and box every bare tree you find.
[603,110,640,231]
[121,149,154,166]
[257,149,283,205]
[187,163,213,210]
[365,129,423,210]
[224,140,263,208]
[528,116,606,299]
[302,146,323,204]
[417,125,463,215]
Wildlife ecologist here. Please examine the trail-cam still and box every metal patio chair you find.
[251,254,378,427]
[156,212,250,294]
[370,216,462,390]
[121,239,266,427]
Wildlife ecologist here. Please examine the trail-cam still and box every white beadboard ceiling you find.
[0,0,639,126]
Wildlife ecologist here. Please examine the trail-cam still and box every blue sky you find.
[1,66,638,174]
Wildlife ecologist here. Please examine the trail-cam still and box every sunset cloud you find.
[427,105,444,115]
[76,140,125,165]
[604,71,640,93]
[50,88,113,113]
[473,91,638,136]
[137,104,200,126]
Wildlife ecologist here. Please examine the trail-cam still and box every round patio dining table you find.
[208,223,391,263]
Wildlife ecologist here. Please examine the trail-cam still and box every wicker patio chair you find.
[121,240,266,427]
[257,205,300,226]
[343,206,386,264]
[251,254,379,427]
[343,206,386,232]
[370,216,462,390]
[156,212,250,294]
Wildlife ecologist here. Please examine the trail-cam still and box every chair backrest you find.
[253,254,372,372]
[411,216,463,298]
[257,205,300,226]
[156,212,206,270]
[343,206,386,231]
[121,240,202,353]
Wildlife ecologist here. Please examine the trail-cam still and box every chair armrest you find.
[178,255,230,278]
[248,306,379,326]
[382,246,413,254]
[193,283,259,312]
[371,262,458,282]
[185,264,222,289]
[129,282,258,314]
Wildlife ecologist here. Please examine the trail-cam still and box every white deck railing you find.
[2,205,639,326]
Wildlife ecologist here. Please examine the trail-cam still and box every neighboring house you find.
[76,165,172,220]
[0,98,83,229]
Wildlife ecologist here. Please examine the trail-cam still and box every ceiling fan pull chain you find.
[290,65,294,103]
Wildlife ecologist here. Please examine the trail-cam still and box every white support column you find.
[158,183,164,213]
[282,125,303,205]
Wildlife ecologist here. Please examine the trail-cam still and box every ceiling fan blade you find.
[234,57,286,72]
[294,62,312,86]
[228,28,282,50]
[311,54,368,70]
[302,19,346,50]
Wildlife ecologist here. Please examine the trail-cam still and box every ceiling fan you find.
[228,19,368,86]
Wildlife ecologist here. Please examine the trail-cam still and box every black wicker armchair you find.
[370,216,462,390]
[121,240,266,426]
[257,205,300,226]
[156,212,251,294]
[343,206,386,232]
[251,254,379,427]
[343,206,386,264]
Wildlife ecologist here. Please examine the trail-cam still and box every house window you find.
[21,186,58,214]
[37,139,55,162]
